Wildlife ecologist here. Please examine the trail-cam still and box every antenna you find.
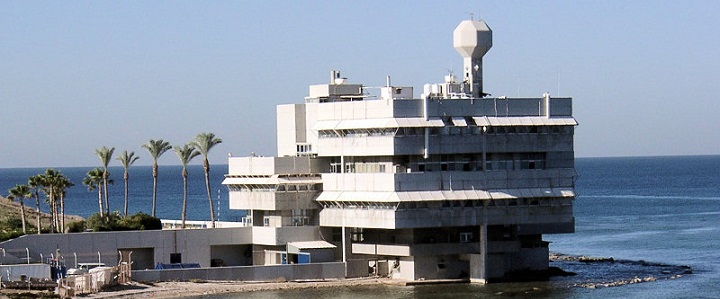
[468,12,474,20]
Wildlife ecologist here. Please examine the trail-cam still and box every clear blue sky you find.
[1,1,718,168]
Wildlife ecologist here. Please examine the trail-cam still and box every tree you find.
[192,132,222,228]
[116,150,140,217]
[55,175,74,232]
[28,175,44,234]
[7,184,31,234]
[40,170,73,233]
[95,146,115,215]
[40,169,61,233]
[173,143,200,229]
[83,168,110,217]
[141,139,172,217]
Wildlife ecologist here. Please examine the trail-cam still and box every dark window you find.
[170,253,182,264]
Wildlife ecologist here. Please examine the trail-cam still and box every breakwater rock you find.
[549,253,692,289]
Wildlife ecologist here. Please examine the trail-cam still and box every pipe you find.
[423,96,430,159]
[544,92,551,117]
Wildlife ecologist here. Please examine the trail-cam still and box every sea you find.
[0,164,246,222]
[1,155,719,298]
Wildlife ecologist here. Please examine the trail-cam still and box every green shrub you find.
[0,216,25,231]
[86,212,161,232]
[125,212,162,230]
[67,220,87,233]
[0,230,24,242]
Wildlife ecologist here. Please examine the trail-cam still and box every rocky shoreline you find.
[549,253,692,289]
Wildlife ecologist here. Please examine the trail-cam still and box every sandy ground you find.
[81,278,390,299]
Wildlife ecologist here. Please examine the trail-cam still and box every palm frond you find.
[142,139,172,162]
[192,132,222,156]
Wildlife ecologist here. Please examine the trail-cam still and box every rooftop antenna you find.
[468,12,474,20]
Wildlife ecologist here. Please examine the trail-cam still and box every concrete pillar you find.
[470,224,488,283]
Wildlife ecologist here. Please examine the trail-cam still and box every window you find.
[351,228,364,242]
[170,253,182,264]
[296,144,312,154]
[460,232,473,243]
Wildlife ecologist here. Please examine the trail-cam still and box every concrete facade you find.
[222,19,576,282]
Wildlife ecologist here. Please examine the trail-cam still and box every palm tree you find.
[142,139,172,217]
[174,143,200,229]
[54,175,74,232]
[83,168,111,217]
[192,133,222,228]
[116,150,140,217]
[8,184,32,234]
[28,175,44,234]
[40,169,61,233]
[95,146,115,215]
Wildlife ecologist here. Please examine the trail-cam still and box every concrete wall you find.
[132,262,345,282]
[322,169,575,193]
[0,264,50,280]
[322,173,396,192]
[320,209,397,229]
[317,99,395,120]
[250,226,323,245]
[316,136,397,157]
[227,156,325,175]
[0,228,253,268]
[229,189,320,211]
[305,248,335,263]
[277,104,300,157]
[320,203,574,230]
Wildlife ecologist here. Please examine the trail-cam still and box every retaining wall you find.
[132,262,345,282]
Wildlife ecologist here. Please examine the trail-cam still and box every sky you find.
[1,1,719,168]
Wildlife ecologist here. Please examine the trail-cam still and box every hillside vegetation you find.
[0,196,83,238]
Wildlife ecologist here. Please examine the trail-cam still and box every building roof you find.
[287,241,336,254]
[315,188,575,203]
[473,116,578,126]
[222,176,322,185]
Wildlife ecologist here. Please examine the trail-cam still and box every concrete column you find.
[470,224,488,283]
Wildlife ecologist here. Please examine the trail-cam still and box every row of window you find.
[408,153,547,172]
[317,125,573,138]
[226,184,321,192]
[318,198,572,210]
[319,201,399,210]
[329,162,388,174]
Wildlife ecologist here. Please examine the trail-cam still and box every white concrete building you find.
[223,19,576,282]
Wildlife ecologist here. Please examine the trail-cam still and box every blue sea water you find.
[0,164,245,222]
[1,156,719,298]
